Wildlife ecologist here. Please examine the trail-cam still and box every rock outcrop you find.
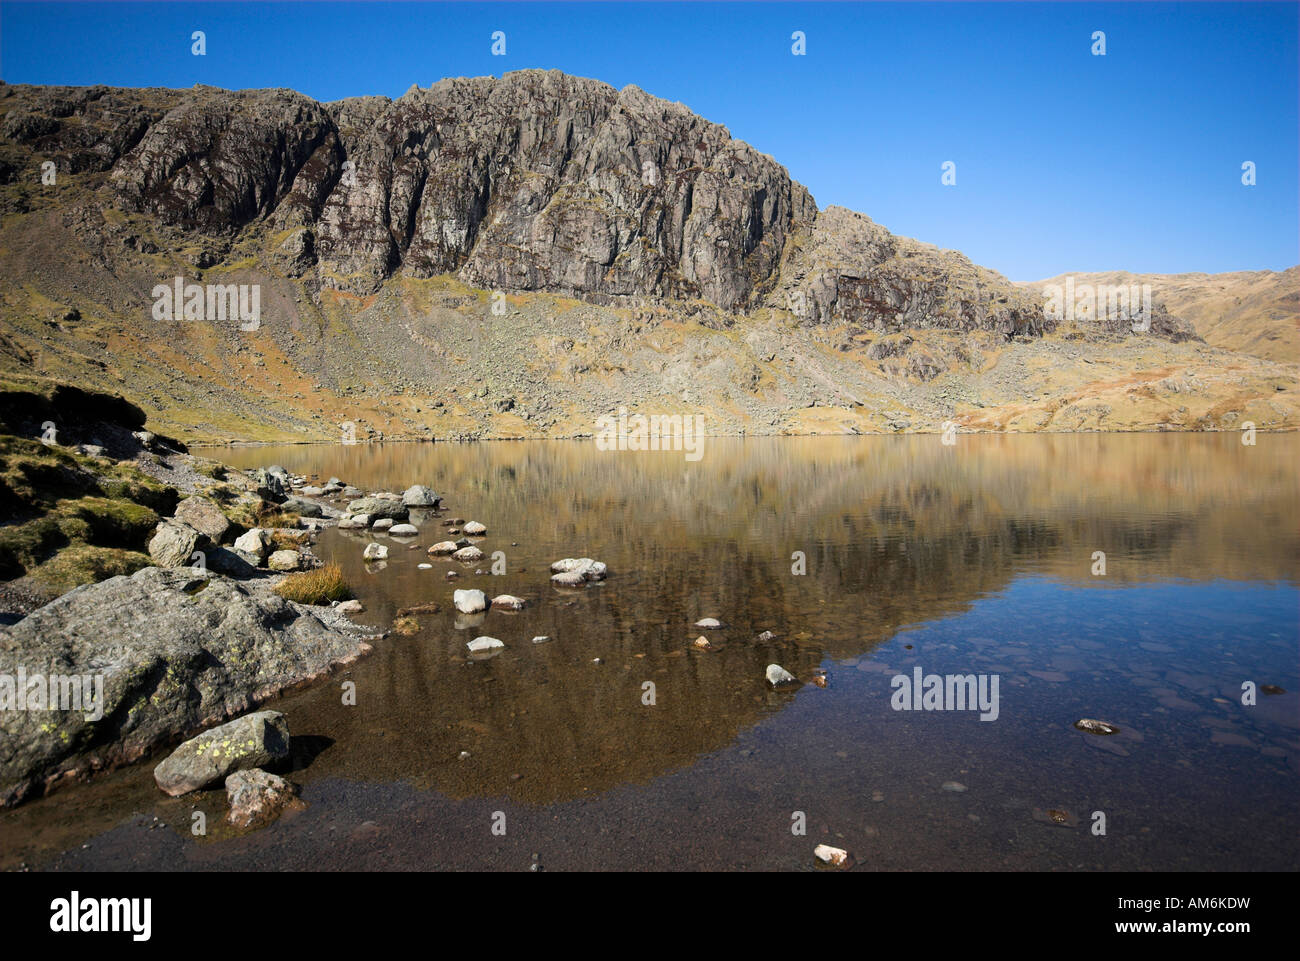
[0,566,376,806]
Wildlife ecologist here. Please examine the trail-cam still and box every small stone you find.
[755,630,776,642]
[814,844,850,867]
[693,635,712,650]
[389,524,419,537]
[427,541,458,555]
[463,521,487,535]
[942,781,967,793]
[372,517,394,531]
[1261,685,1286,695]
[418,563,433,570]
[1073,718,1120,735]
[225,769,299,829]
[467,636,504,654]
[363,543,388,561]
[532,636,551,644]
[491,594,526,610]
[453,545,484,562]
[337,599,364,614]
[694,617,722,629]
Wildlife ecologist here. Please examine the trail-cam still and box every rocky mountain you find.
[0,71,1294,442]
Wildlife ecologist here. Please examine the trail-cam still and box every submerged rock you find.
[362,543,388,560]
[153,710,290,796]
[467,636,505,656]
[427,541,459,555]
[694,617,722,629]
[766,664,798,687]
[453,545,484,562]
[463,521,487,535]
[1074,718,1120,735]
[225,768,300,828]
[389,523,419,537]
[491,594,526,610]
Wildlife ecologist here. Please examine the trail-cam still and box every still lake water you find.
[3,434,1297,870]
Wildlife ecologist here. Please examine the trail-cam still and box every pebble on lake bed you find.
[1074,718,1120,735]
[532,636,551,644]
[427,541,458,555]
[463,521,487,535]
[453,546,484,562]
[491,594,526,610]
[765,664,797,687]
[336,599,364,614]
[362,543,388,560]
[389,524,419,537]
[693,635,712,650]
[813,844,850,868]
[694,617,722,629]
[941,781,967,793]
[755,630,776,642]
[466,636,504,653]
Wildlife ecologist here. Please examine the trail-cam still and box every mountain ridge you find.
[0,71,1295,444]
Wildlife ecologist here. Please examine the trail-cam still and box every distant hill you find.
[1021,269,1298,363]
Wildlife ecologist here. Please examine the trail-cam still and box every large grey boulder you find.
[233,528,272,562]
[402,485,441,508]
[147,519,208,568]
[153,711,290,796]
[346,496,408,521]
[281,496,323,518]
[172,496,230,544]
[0,567,377,807]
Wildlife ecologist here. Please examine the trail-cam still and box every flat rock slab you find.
[0,567,377,807]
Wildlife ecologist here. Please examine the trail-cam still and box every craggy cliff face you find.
[4,70,1056,334]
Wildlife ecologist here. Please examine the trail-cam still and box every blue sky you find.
[1,1,1295,279]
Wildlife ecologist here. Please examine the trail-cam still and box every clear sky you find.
[1,1,1295,280]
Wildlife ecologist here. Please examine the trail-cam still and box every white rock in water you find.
[814,844,850,867]
[695,617,722,629]
[693,635,712,650]
[372,517,394,530]
[467,636,504,653]
[337,599,364,614]
[463,521,487,535]
[549,557,608,584]
[765,664,797,687]
[453,545,483,562]
[418,563,432,570]
[491,594,526,610]
[532,636,551,644]
[363,543,388,560]
[453,589,487,613]
[389,524,419,536]
[427,541,458,555]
